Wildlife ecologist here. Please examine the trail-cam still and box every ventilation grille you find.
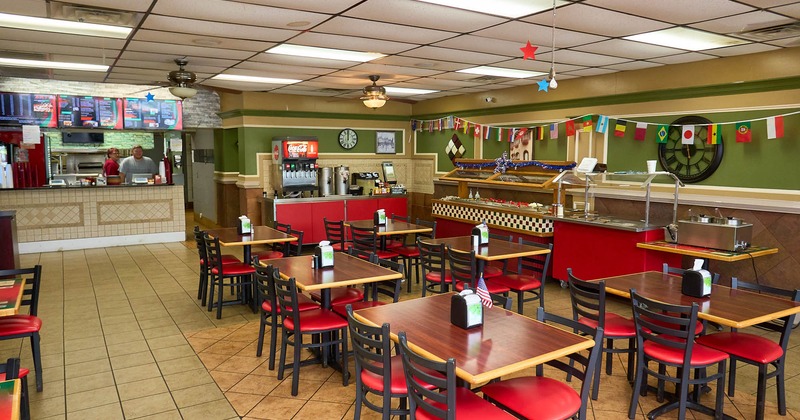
[50,2,139,26]
[737,21,800,41]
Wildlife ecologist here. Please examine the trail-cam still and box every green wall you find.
[416,130,475,172]
[606,109,799,189]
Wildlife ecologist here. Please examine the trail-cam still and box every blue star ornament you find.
[145,92,155,101]
[537,79,549,92]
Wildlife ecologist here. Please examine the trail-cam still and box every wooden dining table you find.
[266,252,403,309]
[206,225,296,263]
[0,378,21,420]
[353,293,594,385]
[596,271,800,328]
[345,219,433,249]
[428,235,551,276]
[0,277,26,317]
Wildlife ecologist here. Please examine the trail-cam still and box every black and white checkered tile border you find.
[433,202,554,233]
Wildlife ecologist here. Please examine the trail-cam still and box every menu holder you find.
[471,223,489,247]
[451,291,483,329]
[314,241,334,268]
[374,209,387,226]
[681,259,711,298]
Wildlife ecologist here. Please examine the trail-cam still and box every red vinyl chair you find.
[350,224,400,261]
[568,268,637,400]
[482,307,604,420]
[194,226,240,306]
[394,218,436,292]
[481,232,512,278]
[0,357,30,420]
[310,247,368,307]
[253,259,319,370]
[397,331,514,420]
[492,238,552,314]
[323,218,350,252]
[696,278,800,420]
[273,271,349,396]
[205,233,256,319]
[254,222,292,260]
[448,247,510,296]
[418,239,451,297]
[332,255,404,317]
[0,265,43,392]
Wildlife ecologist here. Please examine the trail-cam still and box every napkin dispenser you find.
[313,241,335,268]
[237,215,252,235]
[681,259,712,298]
[451,290,483,329]
[471,223,489,247]
[374,209,387,226]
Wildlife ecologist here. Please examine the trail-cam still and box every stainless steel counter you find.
[261,193,407,204]
[542,212,662,232]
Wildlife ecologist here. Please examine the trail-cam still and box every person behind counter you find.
[103,147,120,177]
[119,144,157,184]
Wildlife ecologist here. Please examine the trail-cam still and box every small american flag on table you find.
[476,276,492,308]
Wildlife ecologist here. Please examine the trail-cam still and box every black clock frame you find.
[338,128,358,149]
[657,116,724,183]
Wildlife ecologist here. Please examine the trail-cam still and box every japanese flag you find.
[681,125,694,145]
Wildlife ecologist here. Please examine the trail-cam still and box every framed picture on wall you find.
[376,131,396,154]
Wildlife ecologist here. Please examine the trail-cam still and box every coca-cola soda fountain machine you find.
[271,137,318,197]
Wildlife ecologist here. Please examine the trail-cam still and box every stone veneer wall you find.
[0,185,185,253]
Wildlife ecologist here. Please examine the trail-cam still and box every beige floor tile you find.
[312,380,357,404]
[66,386,121,413]
[178,398,238,420]
[63,336,106,353]
[152,344,196,362]
[142,325,182,340]
[121,393,177,419]
[293,400,351,420]
[146,334,188,350]
[132,409,183,420]
[63,347,107,366]
[223,391,264,416]
[113,362,162,384]
[227,373,282,395]
[170,382,225,408]
[64,371,115,394]
[269,378,325,400]
[203,340,251,356]
[157,355,205,375]
[246,395,307,419]
[110,350,156,370]
[138,317,177,330]
[104,330,145,346]
[198,352,231,370]
[31,394,66,418]
[117,377,169,401]
[186,336,219,353]
[213,355,265,375]
[65,402,124,420]
[163,368,215,391]
[209,370,248,392]
[106,340,149,358]
[64,358,112,379]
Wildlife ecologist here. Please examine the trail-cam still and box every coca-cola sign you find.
[282,140,318,159]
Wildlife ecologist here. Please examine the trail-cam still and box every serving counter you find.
[0,184,185,253]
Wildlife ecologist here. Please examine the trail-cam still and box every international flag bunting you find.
[582,115,593,132]
[596,115,609,133]
[614,119,627,137]
[537,126,545,140]
[454,118,462,131]
[463,122,469,134]
[476,276,493,308]
[550,123,558,140]
[767,116,784,139]
[411,120,418,131]
[736,122,752,143]
[681,125,694,145]
[428,121,434,133]
[634,122,647,141]
[565,119,576,136]
[509,129,516,143]
[656,125,669,143]
[474,124,481,139]
[447,116,454,130]
[497,128,504,142]
[484,126,491,140]
[707,124,720,145]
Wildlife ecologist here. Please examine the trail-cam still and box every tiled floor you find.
[4,219,800,419]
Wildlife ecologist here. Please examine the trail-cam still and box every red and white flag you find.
[476,276,492,308]
[767,116,784,139]
[681,125,694,145]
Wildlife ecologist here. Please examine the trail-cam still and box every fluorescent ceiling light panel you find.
[625,27,748,51]
[415,0,563,18]
[0,58,108,72]
[266,44,385,62]
[385,87,438,95]
[212,74,301,84]
[457,66,544,78]
[0,12,131,38]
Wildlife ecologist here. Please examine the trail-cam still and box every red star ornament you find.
[520,41,538,60]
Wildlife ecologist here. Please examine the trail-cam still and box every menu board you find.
[123,98,183,130]
[0,92,57,127]
[57,95,123,129]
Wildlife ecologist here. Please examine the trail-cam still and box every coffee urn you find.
[318,167,334,197]
[334,166,349,196]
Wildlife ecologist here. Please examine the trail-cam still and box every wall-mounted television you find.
[0,92,57,127]
[62,132,104,144]
[123,98,183,130]
[58,96,123,129]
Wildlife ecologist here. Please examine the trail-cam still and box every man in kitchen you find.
[119,144,157,184]
[103,147,120,177]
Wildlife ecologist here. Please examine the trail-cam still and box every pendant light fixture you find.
[168,58,198,99]
[547,0,558,89]
[361,75,389,109]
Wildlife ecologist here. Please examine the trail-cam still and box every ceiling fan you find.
[360,75,388,109]
[167,58,197,99]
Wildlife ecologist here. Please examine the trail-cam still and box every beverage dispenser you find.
[271,137,319,197]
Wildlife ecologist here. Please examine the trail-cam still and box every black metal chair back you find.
[350,224,379,253]
[446,246,477,290]
[0,265,42,316]
[373,257,404,303]
[284,228,304,256]
[323,218,347,250]
[398,331,458,420]
[415,218,436,240]
[418,238,447,296]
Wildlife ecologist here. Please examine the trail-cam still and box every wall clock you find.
[657,116,723,183]
[338,128,358,150]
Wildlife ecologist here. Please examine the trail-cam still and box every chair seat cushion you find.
[579,313,636,337]
[332,300,386,317]
[482,376,581,420]
[384,240,404,249]
[0,368,29,380]
[254,250,284,260]
[454,280,510,294]
[395,246,420,258]
[211,263,255,276]
[0,315,42,335]
[644,313,705,335]
[360,355,408,394]
[200,255,240,266]
[643,341,729,366]
[283,308,348,332]
[492,274,542,291]
[696,332,783,364]
[376,250,400,260]
[331,242,350,252]
[425,270,452,283]
[311,288,365,306]
[482,265,504,278]
[262,294,318,313]
[416,387,515,420]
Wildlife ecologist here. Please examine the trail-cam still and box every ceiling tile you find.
[398,46,510,66]
[705,43,781,56]
[344,0,507,32]
[433,35,543,57]
[649,52,718,65]
[690,11,795,36]
[737,0,799,7]
[289,32,417,55]
[125,41,254,60]
[141,15,300,42]
[536,49,630,66]
[771,3,800,19]
[348,63,445,77]
[572,39,684,59]
[230,0,364,14]
[474,22,608,48]
[133,29,275,54]
[766,36,800,47]
[562,67,619,77]
[584,0,755,24]
[151,0,330,28]
[312,17,456,45]
[603,61,664,71]
[522,3,672,37]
